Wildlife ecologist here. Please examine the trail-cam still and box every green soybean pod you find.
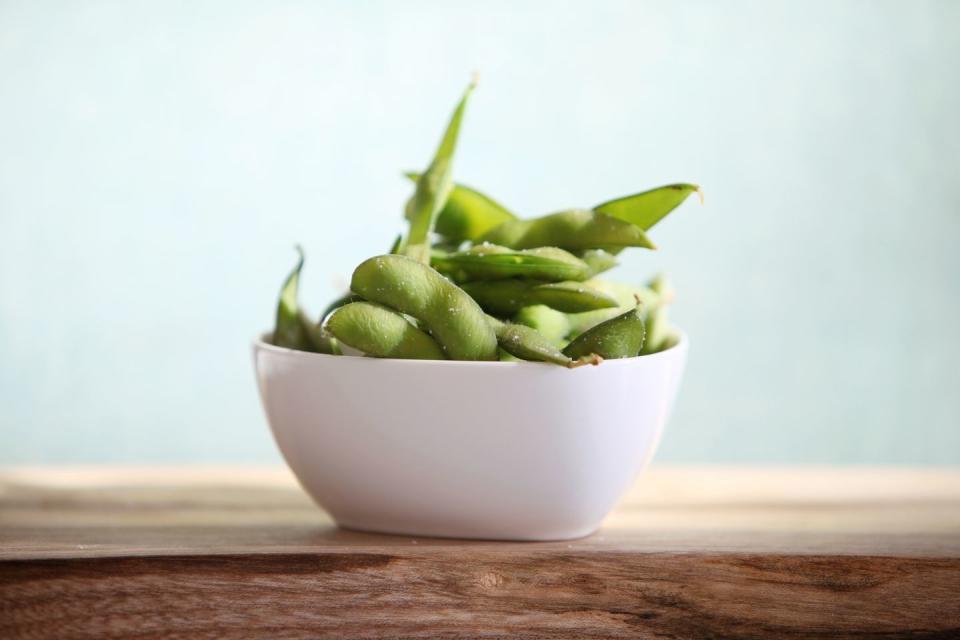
[562,303,646,360]
[400,80,475,263]
[658,332,681,351]
[351,254,498,361]
[564,307,621,340]
[590,279,660,309]
[405,174,516,243]
[565,279,660,338]
[301,316,339,355]
[479,209,656,252]
[388,233,403,255]
[320,292,360,322]
[326,301,446,360]
[320,236,411,325]
[640,273,677,355]
[431,245,592,282]
[272,247,337,354]
[487,316,597,368]
[580,249,619,277]
[461,279,619,315]
[594,183,702,231]
[273,247,309,350]
[513,305,571,347]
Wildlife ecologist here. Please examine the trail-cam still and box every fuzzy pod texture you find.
[593,183,701,231]
[513,305,571,346]
[273,247,309,350]
[580,249,619,277]
[461,279,619,316]
[406,175,516,243]
[479,209,656,252]
[326,301,445,360]
[562,304,646,360]
[351,254,498,360]
[564,279,660,339]
[487,316,596,367]
[640,273,676,355]
[432,244,592,283]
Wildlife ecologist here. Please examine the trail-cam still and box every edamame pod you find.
[273,247,338,354]
[351,254,498,360]
[565,279,659,338]
[594,183,702,231]
[562,302,646,360]
[326,301,446,360]
[479,209,656,252]
[658,332,681,351]
[461,279,619,315]
[590,279,660,309]
[400,80,475,263]
[640,273,677,355]
[388,233,403,254]
[406,174,516,242]
[564,307,621,340]
[487,316,597,368]
[273,247,309,350]
[301,315,339,354]
[320,292,360,322]
[513,305,571,347]
[431,244,592,282]
[580,249,618,277]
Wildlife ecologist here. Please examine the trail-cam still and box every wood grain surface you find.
[2,467,959,639]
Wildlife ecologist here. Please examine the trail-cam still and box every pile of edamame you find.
[271,80,700,366]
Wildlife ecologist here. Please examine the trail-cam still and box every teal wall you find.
[1,1,958,464]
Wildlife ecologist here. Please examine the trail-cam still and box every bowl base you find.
[335,520,602,542]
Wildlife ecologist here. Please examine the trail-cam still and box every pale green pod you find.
[273,247,309,350]
[498,349,522,362]
[461,279,619,316]
[273,247,337,354]
[642,311,671,355]
[594,183,702,231]
[432,244,592,282]
[406,174,516,243]
[320,292,360,323]
[300,310,340,355]
[562,303,646,360]
[640,273,677,355]
[479,209,656,252]
[580,249,619,277]
[326,302,445,360]
[388,233,403,254]
[564,307,622,340]
[400,81,475,263]
[658,332,681,351]
[513,305,571,347]
[351,254,498,361]
[589,279,660,309]
[565,279,659,338]
[486,316,596,368]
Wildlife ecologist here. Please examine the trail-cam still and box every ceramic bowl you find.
[253,332,687,541]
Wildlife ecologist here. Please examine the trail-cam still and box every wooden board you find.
[2,466,959,638]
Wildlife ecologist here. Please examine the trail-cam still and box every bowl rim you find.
[253,329,687,368]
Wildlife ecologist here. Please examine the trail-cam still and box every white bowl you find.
[253,332,688,541]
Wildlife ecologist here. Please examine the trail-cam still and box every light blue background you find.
[1,1,958,464]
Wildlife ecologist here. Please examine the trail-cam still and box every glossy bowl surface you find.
[253,333,687,540]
